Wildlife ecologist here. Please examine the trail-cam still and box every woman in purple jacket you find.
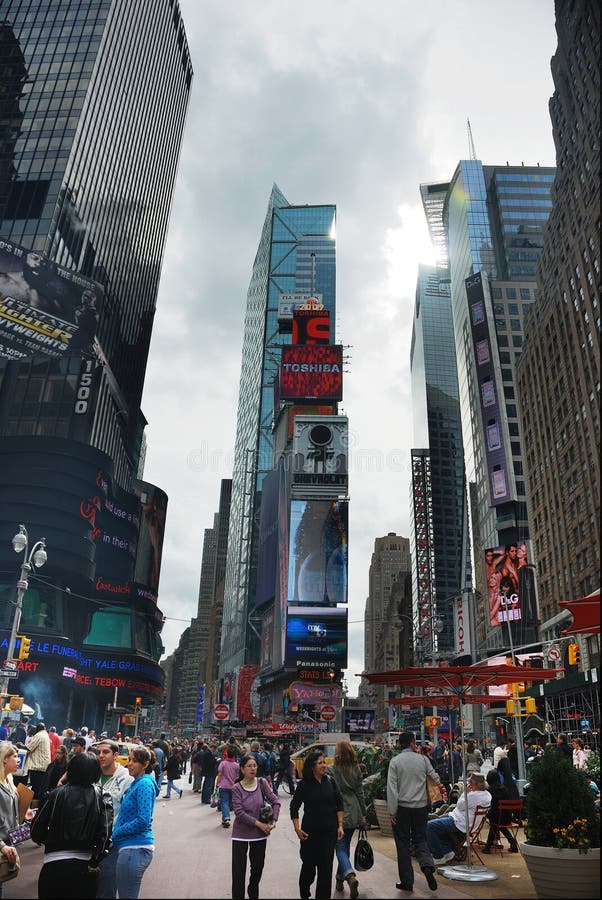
[231,754,280,900]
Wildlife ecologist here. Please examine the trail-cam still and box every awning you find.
[559,588,600,636]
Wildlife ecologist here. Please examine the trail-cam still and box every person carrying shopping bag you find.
[327,742,366,899]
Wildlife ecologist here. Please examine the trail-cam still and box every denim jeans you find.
[219,787,233,822]
[115,847,153,900]
[426,815,462,859]
[335,828,355,879]
[201,773,216,803]
[165,778,182,798]
[96,844,119,899]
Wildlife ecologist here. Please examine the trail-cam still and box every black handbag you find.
[353,826,374,871]
[257,778,274,824]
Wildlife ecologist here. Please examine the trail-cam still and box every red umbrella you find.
[360,664,563,882]
[560,588,600,635]
[390,693,501,706]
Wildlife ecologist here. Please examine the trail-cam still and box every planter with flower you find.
[520,746,600,899]
[358,746,400,835]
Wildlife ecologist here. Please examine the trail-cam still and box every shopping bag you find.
[353,826,374,871]
[210,789,219,808]
[16,784,34,824]
[427,776,443,804]
[7,823,31,845]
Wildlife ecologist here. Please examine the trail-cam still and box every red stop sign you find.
[214,704,230,720]
[320,704,336,721]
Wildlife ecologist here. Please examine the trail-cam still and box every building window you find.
[83,606,132,648]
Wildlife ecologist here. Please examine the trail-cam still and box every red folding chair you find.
[488,798,524,856]
[453,805,491,865]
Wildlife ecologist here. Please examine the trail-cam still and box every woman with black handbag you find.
[327,741,366,898]
[0,742,20,895]
[291,749,344,900]
[231,753,280,899]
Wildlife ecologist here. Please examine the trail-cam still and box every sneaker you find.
[335,880,344,892]
[347,874,359,900]
[163,796,171,800]
[422,867,437,891]
[432,850,455,866]
[222,820,230,828]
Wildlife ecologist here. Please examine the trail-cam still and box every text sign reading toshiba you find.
[280,345,343,402]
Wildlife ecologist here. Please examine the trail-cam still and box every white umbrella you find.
[3,702,34,716]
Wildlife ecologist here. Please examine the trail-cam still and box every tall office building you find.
[517,3,599,643]
[410,265,469,655]
[220,186,336,674]
[0,0,191,726]
[421,162,555,654]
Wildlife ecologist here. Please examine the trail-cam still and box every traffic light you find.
[425,715,442,728]
[567,644,580,666]
[17,636,31,660]
[134,696,142,714]
[506,699,516,715]
[525,697,537,714]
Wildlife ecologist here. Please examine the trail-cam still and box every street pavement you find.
[6,778,537,899]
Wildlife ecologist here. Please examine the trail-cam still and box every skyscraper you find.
[220,186,336,674]
[517,1,600,634]
[0,0,191,726]
[410,265,469,656]
[421,161,555,654]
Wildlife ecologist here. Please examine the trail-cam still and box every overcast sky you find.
[141,0,557,697]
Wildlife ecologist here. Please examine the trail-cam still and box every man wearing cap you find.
[95,739,133,899]
[426,772,491,865]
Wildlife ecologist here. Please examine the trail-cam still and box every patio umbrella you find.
[360,664,563,883]
[559,588,600,636]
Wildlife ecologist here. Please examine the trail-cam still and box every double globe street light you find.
[1,526,47,699]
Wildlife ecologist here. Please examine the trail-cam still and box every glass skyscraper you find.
[221,186,336,674]
[0,0,191,726]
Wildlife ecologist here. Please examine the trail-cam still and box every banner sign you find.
[292,416,348,495]
[485,543,528,626]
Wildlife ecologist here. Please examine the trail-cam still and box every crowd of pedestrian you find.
[0,717,598,899]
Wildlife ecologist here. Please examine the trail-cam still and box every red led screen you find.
[280,345,343,402]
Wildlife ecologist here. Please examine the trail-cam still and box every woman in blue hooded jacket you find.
[112,746,160,899]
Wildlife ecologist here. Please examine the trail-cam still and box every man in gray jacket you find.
[95,739,133,899]
[387,732,440,892]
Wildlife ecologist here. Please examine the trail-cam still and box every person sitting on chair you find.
[426,773,491,866]
[483,770,519,853]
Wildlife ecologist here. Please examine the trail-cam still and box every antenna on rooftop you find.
[467,118,477,161]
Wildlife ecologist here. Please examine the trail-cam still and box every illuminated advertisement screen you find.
[343,709,376,733]
[465,272,510,506]
[292,308,330,345]
[287,499,348,605]
[285,606,348,669]
[280,345,343,402]
[0,237,104,360]
[485,543,527,626]
[255,467,280,608]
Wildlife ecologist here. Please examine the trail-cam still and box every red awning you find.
[560,589,600,636]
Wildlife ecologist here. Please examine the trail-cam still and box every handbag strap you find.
[258,778,268,802]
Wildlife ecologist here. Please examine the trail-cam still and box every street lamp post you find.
[1,526,47,699]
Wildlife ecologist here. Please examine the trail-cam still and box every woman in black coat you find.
[496,756,520,799]
[483,770,519,852]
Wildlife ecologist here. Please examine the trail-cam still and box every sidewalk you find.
[7,782,537,899]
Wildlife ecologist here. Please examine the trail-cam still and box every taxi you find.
[115,742,139,768]
[290,740,374,778]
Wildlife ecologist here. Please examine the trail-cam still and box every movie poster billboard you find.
[285,606,348,669]
[465,272,510,505]
[0,237,104,360]
[292,416,348,495]
[344,709,376,734]
[255,468,280,608]
[287,500,348,606]
[280,345,343,402]
[485,543,528,626]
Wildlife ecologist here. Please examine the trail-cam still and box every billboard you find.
[0,237,103,360]
[485,543,528,626]
[287,499,348,605]
[344,708,376,733]
[285,606,348,669]
[278,292,324,326]
[255,467,280,608]
[286,404,335,439]
[465,272,511,505]
[280,345,343,402]
[292,416,348,495]
[292,308,330,344]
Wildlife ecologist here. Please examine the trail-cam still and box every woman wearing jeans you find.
[217,746,240,826]
[112,747,160,899]
[328,742,366,899]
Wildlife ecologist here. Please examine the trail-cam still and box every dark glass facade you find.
[221,187,336,674]
[0,0,191,727]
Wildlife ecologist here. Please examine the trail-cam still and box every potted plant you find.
[520,746,600,899]
[359,746,400,836]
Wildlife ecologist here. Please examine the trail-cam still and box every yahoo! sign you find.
[454,594,472,657]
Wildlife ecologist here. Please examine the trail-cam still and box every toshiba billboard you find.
[280,345,343,402]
